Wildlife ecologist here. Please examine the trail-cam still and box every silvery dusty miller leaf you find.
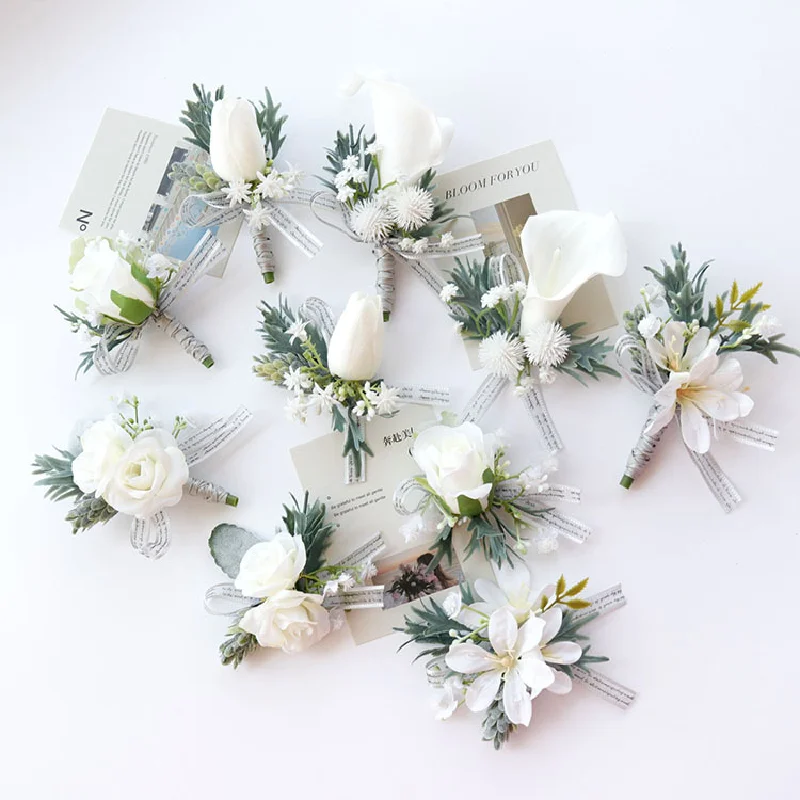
[208,524,261,579]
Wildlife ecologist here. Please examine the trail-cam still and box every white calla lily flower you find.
[519,210,627,332]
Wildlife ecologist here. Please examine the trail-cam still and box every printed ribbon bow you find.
[95,231,224,374]
[310,190,484,319]
[615,334,778,511]
[131,406,252,559]
[181,188,323,283]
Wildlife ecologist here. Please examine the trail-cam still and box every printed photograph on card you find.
[291,405,483,644]
[432,141,618,337]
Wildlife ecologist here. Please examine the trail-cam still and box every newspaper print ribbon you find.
[615,333,778,512]
[129,406,252,560]
[425,583,636,709]
[93,232,224,375]
[297,297,451,485]
[309,190,483,319]
[204,533,387,618]
[180,188,323,283]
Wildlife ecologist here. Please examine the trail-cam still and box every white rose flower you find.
[411,422,498,516]
[103,429,189,517]
[234,532,307,598]
[209,97,267,183]
[72,417,133,496]
[345,76,453,185]
[519,211,627,333]
[70,238,157,326]
[327,292,384,380]
[239,589,331,653]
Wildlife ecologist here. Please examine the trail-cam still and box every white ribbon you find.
[129,407,252,560]
[615,334,778,512]
[93,232,225,375]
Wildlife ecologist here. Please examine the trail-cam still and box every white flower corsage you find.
[60,230,225,375]
[254,291,450,482]
[33,396,251,558]
[443,210,627,452]
[205,493,385,667]
[395,420,590,569]
[173,84,322,284]
[401,561,635,749]
[315,77,483,320]
[617,243,798,510]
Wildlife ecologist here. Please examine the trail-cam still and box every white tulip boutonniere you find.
[315,77,484,320]
[401,561,635,749]
[173,85,322,284]
[33,396,251,559]
[442,210,627,452]
[254,292,450,482]
[59,230,225,375]
[204,493,386,667]
[395,421,590,569]
[617,243,798,510]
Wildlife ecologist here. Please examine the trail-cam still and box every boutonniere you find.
[617,244,798,510]
[59,230,224,375]
[315,77,483,320]
[204,493,385,666]
[174,84,322,284]
[441,211,627,451]
[32,395,251,558]
[254,291,449,482]
[394,421,590,569]
[400,561,635,749]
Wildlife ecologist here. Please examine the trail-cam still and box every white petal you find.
[679,399,711,453]
[489,607,519,655]
[687,349,719,384]
[539,606,563,645]
[516,652,555,698]
[541,640,582,665]
[683,326,711,364]
[516,614,546,654]
[503,669,533,726]
[473,579,509,611]
[691,388,747,422]
[445,642,497,674]
[546,669,573,694]
[705,356,744,393]
[492,560,532,605]
[734,391,754,418]
[465,670,502,713]
[645,396,677,436]
[646,335,669,370]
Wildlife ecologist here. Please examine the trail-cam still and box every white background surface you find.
[2,1,799,797]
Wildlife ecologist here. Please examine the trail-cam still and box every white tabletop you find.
[3,0,799,797]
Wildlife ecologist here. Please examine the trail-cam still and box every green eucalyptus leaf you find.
[482,467,494,484]
[457,494,484,518]
[208,524,262,579]
[109,291,155,325]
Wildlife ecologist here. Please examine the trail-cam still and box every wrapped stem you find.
[253,226,276,284]
[373,244,397,321]
[152,311,214,368]
[620,405,664,488]
[187,477,238,507]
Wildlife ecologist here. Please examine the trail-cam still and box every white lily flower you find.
[468,560,554,626]
[519,210,627,332]
[646,322,754,453]
[445,606,581,725]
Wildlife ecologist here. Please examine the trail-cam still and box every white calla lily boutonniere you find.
[401,561,635,749]
[441,210,627,452]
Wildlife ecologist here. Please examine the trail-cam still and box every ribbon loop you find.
[204,582,260,616]
[298,297,336,341]
[179,406,253,467]
[130,510,171,560]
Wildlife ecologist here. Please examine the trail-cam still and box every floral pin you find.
[400,561,635,749]
[174,85,322,283]
[315,77,483,320]
[254,291,450,482]
[59,230,224,375]
[33,396,251,558]
[442,211,627,451]
[394,420,590,569]
[204,493,385,666]
[617,244,798,510]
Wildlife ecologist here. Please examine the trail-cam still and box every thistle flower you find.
[389,186,434,230]
[350,198,394,242]
[479,332,525,380]
[524,321,571,367]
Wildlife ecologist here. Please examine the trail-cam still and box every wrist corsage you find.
[59,230,224,375]
[174,84,322,284]
[617,244,798,510]
[254,291,449,482]
[204,493,385,666]
[316,77,483,320]
[401,561,635,749]
[443,211,626,451]
[395,420,590,569]
[33,395,251,558]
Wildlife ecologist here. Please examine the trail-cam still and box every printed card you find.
[60,109,240,276]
